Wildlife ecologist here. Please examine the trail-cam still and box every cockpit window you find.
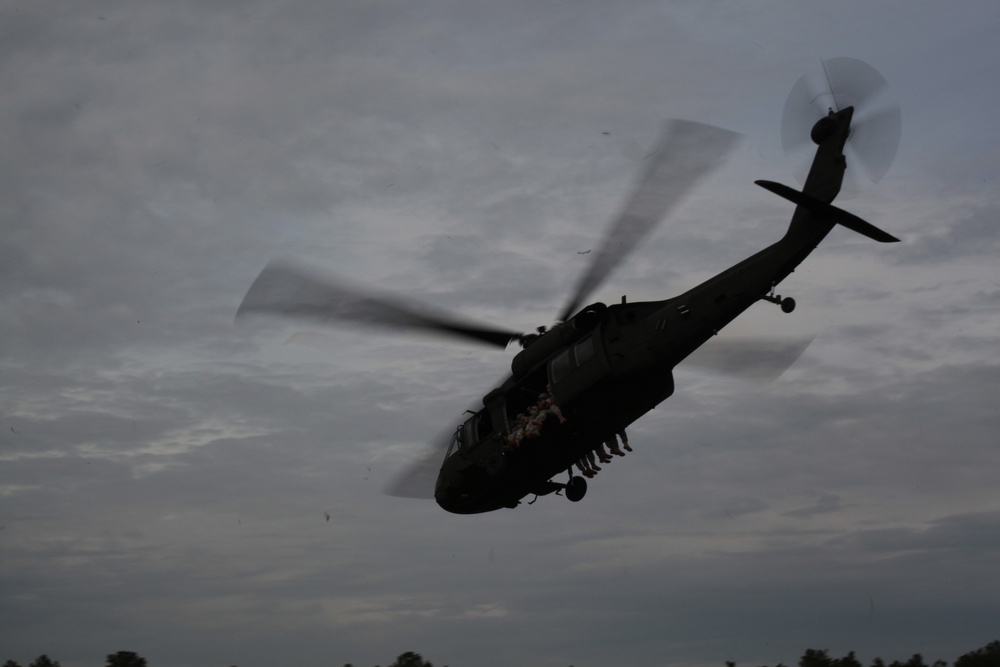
[445,428,462,459]
[456,410,495,453]
[475,411,494,441]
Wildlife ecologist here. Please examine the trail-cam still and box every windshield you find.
[444,427,463,459]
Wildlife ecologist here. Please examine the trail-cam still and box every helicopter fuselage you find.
[435,107,864,514]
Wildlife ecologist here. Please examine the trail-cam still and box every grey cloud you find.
[4,2,1000,666]
[892,203,1000,265]
[783,494,846,519]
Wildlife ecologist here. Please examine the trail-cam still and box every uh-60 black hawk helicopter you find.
[238,57,902,515]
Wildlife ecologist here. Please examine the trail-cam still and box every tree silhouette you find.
[832,652,864,667]
[800,648,833,667]
[724,642,999,667]
[3,639,998,667]
[105,651,147,667]
[955,641,1000,667]
[389,652,433,667]
[28,658,60,667]
[798,649,863,667]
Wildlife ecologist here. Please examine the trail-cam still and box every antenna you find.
[820,57,840,111]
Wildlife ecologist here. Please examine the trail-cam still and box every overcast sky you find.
[2,2,999,667]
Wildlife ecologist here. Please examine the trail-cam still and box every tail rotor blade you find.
[781,57,901,189]
[822,56,890,111]
[850,103,902,183]
[781,73,824,156]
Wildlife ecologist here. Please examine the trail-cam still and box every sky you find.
[2,2,999,666]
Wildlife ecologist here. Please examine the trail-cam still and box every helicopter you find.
[238,58,902,515]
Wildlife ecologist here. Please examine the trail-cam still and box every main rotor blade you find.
[558,120,740,322]
[237,261,521,348]
[386,374,510,500]
[681,336,814,382]
[384,432,449,499]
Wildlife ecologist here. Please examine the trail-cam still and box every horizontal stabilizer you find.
[755,180,900,243]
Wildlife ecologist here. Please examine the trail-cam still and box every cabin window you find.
[550,349,572,384]
[550,336,599,384]
[547,330,610,406]
[574,336,595,365]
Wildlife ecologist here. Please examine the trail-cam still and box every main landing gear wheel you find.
[565,475,588,502]
[762,291,796,313]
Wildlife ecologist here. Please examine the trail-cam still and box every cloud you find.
[893,202,1000,265]
[3,2,1000,667]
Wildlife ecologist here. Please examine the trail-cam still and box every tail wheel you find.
[762,292,796,313]
[565,476,588,502]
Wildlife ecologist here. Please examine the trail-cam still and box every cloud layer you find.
[2,2,999,666]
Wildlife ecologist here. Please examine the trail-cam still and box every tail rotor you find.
[781,57,901,188]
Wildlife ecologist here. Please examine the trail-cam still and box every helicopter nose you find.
[434,485,461,511]
[435,492,466,514]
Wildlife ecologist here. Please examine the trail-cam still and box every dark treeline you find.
[2,652,147,667]
[729,641,1000,667]
[4,642,998,667]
